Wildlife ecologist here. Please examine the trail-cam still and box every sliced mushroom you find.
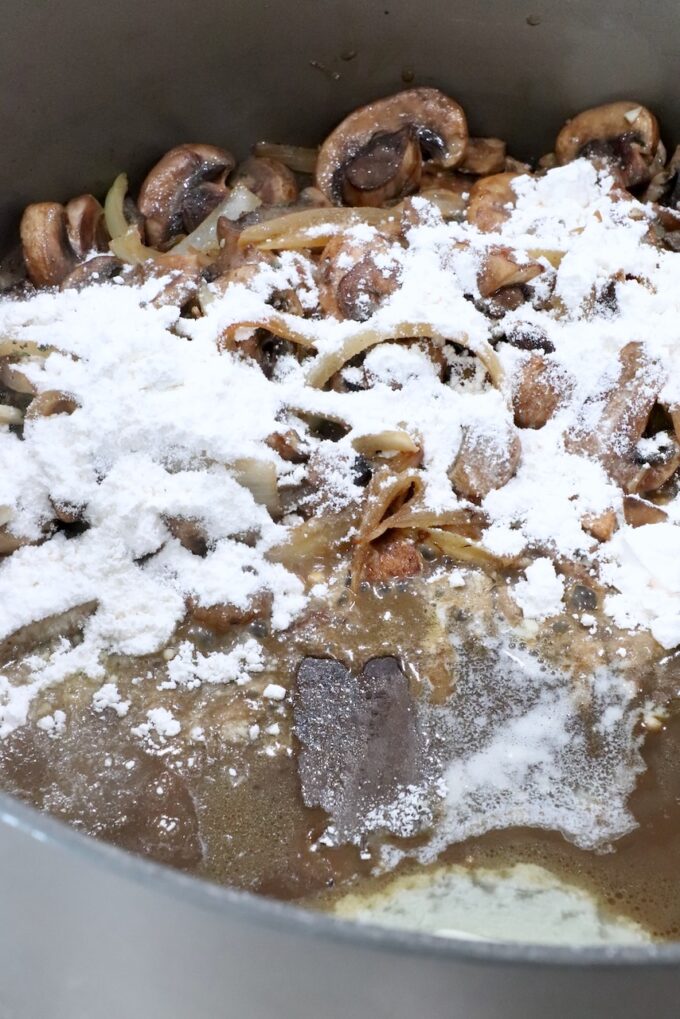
[340,126,423,207]
[265,429,308,463]
[316,88,468,205]
[137,144,235,246]
[230,157,298,207]
[459,137,507,175]
[645,144,680,233]
[449,419,521,501]
[363,533,423,583]
[467,172,521,232]
[581,509,617,543]
[623,495,668,527]
[512,355,566,429]
[25,390,79,420]
[477,246,543,297]
[20,203,77,287]
[60,254,124,291]
[189,593,272,633]
[555,101,660,187]
[318,232,400,320]
[565,342,678,494]
[65,195,108,258]
[165,517,208,556]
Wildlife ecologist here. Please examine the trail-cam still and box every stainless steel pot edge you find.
[2,789,678,965]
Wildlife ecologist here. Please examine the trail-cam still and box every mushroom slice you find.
[363,533,423,583]
[565,342,676,494]
[467,172,521,232]
[449,418,521,502]
[231,156,298,207]
[512,354,566,429]
[340,126,423,207]
[20,203,77,287]
[65,195,108,258]
[555,101,660,187]
[623,495,668,527]
[477,246,543,297]
[137,144,235,246]
[189,593,271,633]
[60,254,124,291]
[180,182,231,234]
[318,232,400,320]
[316,87,468,205]
[460,137,507,175]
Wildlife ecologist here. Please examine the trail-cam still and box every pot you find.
[0,1,679,1016]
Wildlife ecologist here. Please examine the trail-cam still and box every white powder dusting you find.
[513,559,565,620]
[164,638,265,690]
[1,156,680,739]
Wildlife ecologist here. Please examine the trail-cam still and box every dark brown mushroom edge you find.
[2,90,680,942]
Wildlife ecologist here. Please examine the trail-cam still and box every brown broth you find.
[1,552,679,941]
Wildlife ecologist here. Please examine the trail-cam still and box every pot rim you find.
[2,790,678,966]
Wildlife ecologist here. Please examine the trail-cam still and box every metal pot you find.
[0,1,678,1015]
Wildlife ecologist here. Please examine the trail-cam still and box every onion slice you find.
[172,185,261,255]
[253,142,319,174]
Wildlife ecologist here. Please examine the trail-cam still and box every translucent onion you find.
[219,315,317,351]
[238,207,400,250]
[110,228,200,271]
[426,527,512,567]
[0,339,52,358]
[172,185,261,255]
[351,430,419,456]
[232,458,281,517]
[0,360,38,394]
[104,173,133,240]
[253,142,319,174]
[366,506,487,544]
[306,321,503,389]
[0,404,24,425]
[268,510,356,570]
[237,194,472,251]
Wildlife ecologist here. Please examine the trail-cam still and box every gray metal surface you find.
[0,1,679,1015]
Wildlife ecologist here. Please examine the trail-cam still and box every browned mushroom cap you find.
[65,195,108,258]
[555,101,660,187]
[467,172,521,232]
[340,126,423,207]
[459,137,507,176]
[137,144,235,246]
[449,420,521,501]
[316,88,468,205]
[318,232,400,321]
[230,156,298,206]
[20,203,77,287]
